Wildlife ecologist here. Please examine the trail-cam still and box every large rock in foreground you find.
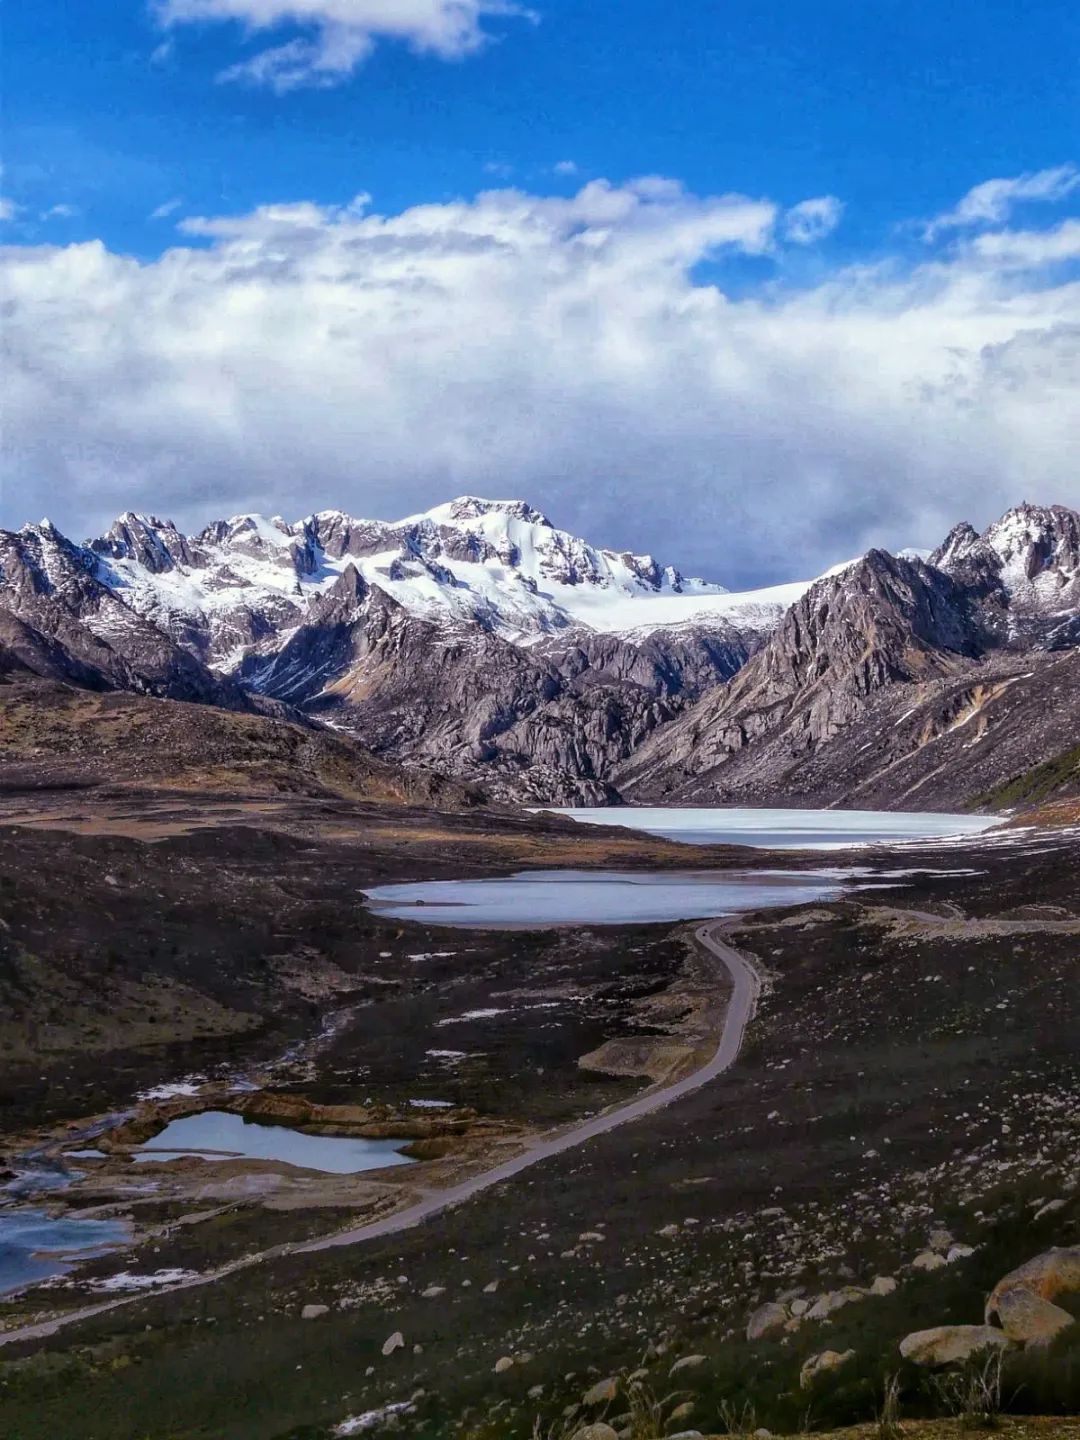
[899,1325,1013,1367]
[986,1245,1080,1339]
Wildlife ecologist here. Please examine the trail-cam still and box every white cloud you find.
[972,218,1080,269]
[553,160,578,176]
[2,174,1079,585]
[154,0,536,90]
[42,203,79,220]
[0,197,19,223]
[150,198,184,220]
[925,164,1080,238]
[782,195,842,245]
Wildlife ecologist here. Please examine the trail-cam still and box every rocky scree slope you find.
[620,503,1080,808]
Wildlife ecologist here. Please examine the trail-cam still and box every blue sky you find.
[6,0,1079,261]
[2,1,1079,585]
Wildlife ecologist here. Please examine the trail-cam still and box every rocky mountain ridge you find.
[619,504,1080,807]
[1,498,1078,807]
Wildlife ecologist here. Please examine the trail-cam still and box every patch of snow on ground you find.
[88,1269,199,1292]
[136,1080,204,1102]
[334,1403,415,1436]
[435,1008,508,1026]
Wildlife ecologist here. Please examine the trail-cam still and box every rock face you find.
[899,1325,1013,1367]
[3,498,1079,805]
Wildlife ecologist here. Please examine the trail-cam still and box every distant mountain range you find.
[2,496,1078,810]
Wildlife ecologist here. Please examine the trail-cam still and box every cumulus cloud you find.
[154,0,536,91]
[924,163,1080,238]
[2,173,1079,586]
[0,197,19,223]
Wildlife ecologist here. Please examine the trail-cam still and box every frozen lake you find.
[365,868,848,928]
[539,806,999,851]
[130,1111,415,1174]
[0,1210,129,1297]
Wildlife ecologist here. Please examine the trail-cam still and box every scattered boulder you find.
[800,1349,856,1388]
[991,1288,1074,1347]
[381,1331,405,1357]
[668,1400,696,1421]
[582,1376,619,1406]
[912,1251,947,1272]
[570,1425,619,1440]
[899,1325,1013,1367]
[747,1302,788,1340]
[494,1356,515,1374]
[870,1275,898,1296]
[300,1303,329,1320]
[986,1246,1080,1325]
[421,1285,446,1299]
[1034,1199,1067,1220]
[806,1287,864,1321]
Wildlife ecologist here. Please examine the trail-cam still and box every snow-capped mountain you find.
[86,496,813,673]
[2,497,1077,805]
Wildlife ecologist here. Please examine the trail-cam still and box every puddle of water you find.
[0,1210,130,1297]
[365,867,845,928]
[127,1111,415,1174]
[538,806,999,851]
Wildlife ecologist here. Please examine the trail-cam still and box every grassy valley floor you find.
[0,797,1075,1438]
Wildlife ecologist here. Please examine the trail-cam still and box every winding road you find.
[0,919,760,1348]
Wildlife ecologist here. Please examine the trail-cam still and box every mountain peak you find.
[414,496,556,529]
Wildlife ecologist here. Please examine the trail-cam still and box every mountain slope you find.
[3,498,795,802]
[620,506,1080,810]
[0,522,241,706]
[2,497,1078,808]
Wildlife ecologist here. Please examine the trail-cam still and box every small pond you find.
[129,1111,416,1174]
[0,1210,130,1297]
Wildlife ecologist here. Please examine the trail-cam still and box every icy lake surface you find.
[365,868,848,928]
[541,806,999,851]
[131,1111,415,1174]
[366,808,997,927]
[0,1210,129,1296]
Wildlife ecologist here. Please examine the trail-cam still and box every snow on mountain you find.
[82,496,827,673]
